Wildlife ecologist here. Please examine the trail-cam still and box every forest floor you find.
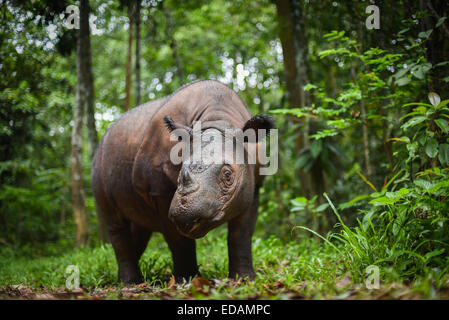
[1,230,449,300]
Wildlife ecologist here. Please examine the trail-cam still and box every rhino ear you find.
[163,115,177,132]
[242,114,276,141]
[164,115,192,135]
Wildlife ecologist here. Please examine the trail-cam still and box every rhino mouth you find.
[175,210,226,239]
[177,221,208,239]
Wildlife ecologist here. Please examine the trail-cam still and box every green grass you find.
[1,226,448,299]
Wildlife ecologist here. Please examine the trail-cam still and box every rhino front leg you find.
[227,192,259,280]
[164,231,199,282]
[158,196,199,282]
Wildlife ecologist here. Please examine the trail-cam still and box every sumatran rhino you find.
[91,80,275,284]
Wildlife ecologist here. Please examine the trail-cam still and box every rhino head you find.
[164,115,275,239]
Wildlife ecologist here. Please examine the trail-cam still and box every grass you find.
[1,224,449,299]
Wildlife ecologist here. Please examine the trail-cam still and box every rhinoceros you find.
[91,80,275,284]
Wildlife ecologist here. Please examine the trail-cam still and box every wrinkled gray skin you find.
[92,80,274,284]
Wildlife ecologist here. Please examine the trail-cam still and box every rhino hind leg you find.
[109,220,149,285]
[131,222,152,260]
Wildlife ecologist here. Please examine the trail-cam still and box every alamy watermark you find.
[365,265,380,289]
[366,5,380,30]
[65,5,80,30]
[65,265,80,290]
[168,121,278,176]
[63,5,98,33]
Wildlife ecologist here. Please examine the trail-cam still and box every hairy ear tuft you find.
[164,115,177,132]
[243,114,276,133]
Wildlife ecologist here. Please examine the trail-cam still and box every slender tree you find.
[275,0,328,232]
[162,1,184,85]
[421,0,449,94]
[71,0,90,247]
[80,0,110,243]
[274,0,303,109]
[275,0,312,194]
[135,0,141,106]
[124,0,135,111]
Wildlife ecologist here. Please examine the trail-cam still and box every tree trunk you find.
[360,99,373,176]
[421,0,449,94]
[356,24,373,177]
[162,2,184,85]
[71,0,90,247]
[327,65,337,98]
[381,104,394,173]
[275,0,314,197]
[79,0,110,244]
[124,1,135,111]
[275,0,303,108]
[135,0,141,106]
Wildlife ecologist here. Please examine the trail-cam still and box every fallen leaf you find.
[336,274,352,289]
[192,277,212,290]
[167,275,177,289]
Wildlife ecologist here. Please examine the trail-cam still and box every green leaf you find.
[437,99,449,109]
[435,118,449,133]
[316,203,329,212]
[398,188,410,197]
[438,144,449,165]
[414,179,434,191]
[369,196,397,206]
[429,180,449,193]
[395,76,411,86]
[398,28,410,35]
[428,92,441,107]
[304,83,318,91]
[382,170,405,191]
[270,108,306,118]
[296,154,311,170]
[434,61,449,67]
[418,29,433,38]
[413,63,432,80]
[425,138,439,158]
[291,197,307,212]
[424,249,444,261]
[323,30,346,41]
[310,140,323,158]
[310,129,338,140]
[400,111,426,121]
[343,194,370,206]
[294,197,308,203]
[402,102,432,108]
[436,16,447,28]
[401,116,427,130]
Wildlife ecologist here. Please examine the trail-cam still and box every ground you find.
[1,229,448,300]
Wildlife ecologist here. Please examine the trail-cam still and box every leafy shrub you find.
[301,92,449,283]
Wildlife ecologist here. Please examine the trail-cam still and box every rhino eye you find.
[220,166,234,187]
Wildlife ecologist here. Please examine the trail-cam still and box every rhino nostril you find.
[181,167,193,186]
